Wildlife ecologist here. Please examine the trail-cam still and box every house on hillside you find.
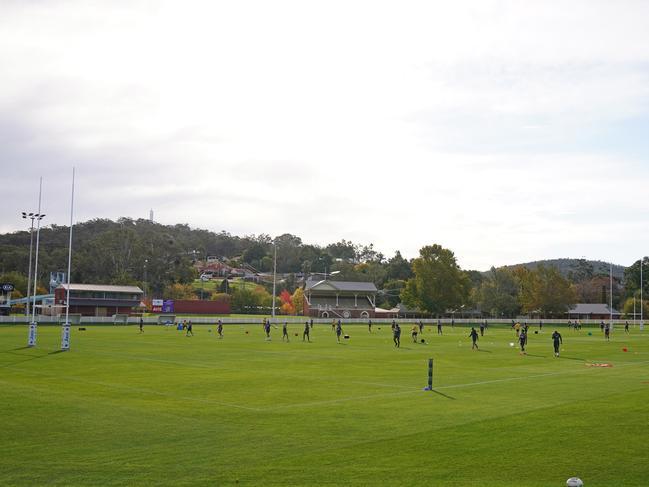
[567,303,621,320]
[304,279,377,319]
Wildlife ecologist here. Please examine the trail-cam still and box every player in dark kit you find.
[393,323,401,348]
[335,321,343,342]
[264,320,271,340]
[604,323,610,341]
[186,321,193,336]
[552,330,562,357]
[469,327,479,350]
[303,321,310,342]
[217,320,223,339]
[368,319,372,333]
[519,330,527,354]
[479,320,485,337]
[139,317,144,333]
[437,319,442,335]
[282,321,289,342]
[625,321,630,334]
[418,320,424,334]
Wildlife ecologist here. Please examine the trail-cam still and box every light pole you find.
[641,257,645,331]
[143,259,148,301]
[31,196,45,325]
[272,242,277,318]
[21,212,39,317]
[27,177,44,347]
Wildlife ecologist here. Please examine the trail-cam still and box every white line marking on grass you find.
[262,359,649,410]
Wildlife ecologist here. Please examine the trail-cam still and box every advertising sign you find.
[162,300,174,313]
[151,299,163,313]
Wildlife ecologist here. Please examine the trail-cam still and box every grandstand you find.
[304,279,377,319]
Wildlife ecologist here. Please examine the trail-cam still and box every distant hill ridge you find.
[496,258,625,280]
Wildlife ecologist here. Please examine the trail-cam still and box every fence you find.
[0,316,643,327]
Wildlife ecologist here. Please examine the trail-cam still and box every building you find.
[55,284,144,317]
[304,279,377,319]
[567,303,621,320]
[0,282,14,316]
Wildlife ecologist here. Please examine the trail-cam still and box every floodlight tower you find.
[641,257,645,331]
[27,176,45,348]
[21,212,36,317]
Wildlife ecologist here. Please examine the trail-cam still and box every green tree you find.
[401,244,469,316]
[163,283,196,300]
[621,297,649,319]
[476,267,520,318]
[515,265,577,317]
[386,251,412,281]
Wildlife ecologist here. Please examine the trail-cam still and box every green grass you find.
[1,323,648,486]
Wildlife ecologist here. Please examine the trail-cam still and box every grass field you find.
[1,322,648,486]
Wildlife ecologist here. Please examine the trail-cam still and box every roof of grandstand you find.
[305,279,377,293]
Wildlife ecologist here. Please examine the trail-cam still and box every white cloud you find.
[1,0,648,269]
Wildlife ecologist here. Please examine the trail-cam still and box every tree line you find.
[0,218,646,317]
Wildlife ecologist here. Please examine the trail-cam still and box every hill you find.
[498,258,625,281]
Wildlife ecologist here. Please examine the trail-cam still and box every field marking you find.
[262,359,649,411]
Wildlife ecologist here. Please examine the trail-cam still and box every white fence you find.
[0,315,643,327]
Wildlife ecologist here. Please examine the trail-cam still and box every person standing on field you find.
[469,327,479,350]
[303,321,310,342]
[335,320,343,343]
[552,330,562,357]
[411,324,418,343]
[519,329,527,354]
[282,321,289,342]
[393,323,401,348]
[217,320,223,339]
[139,317,144,333]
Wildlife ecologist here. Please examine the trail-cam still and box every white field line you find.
[263,359,649,411]
[5,355,648,414]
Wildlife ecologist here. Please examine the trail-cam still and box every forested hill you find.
[0,218,411,296]
[499,259,626,281]
[0,218,630,301]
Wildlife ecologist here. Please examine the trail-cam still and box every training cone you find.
[623,347,628,352]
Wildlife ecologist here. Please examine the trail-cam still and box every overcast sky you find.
[1,1,648,270]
